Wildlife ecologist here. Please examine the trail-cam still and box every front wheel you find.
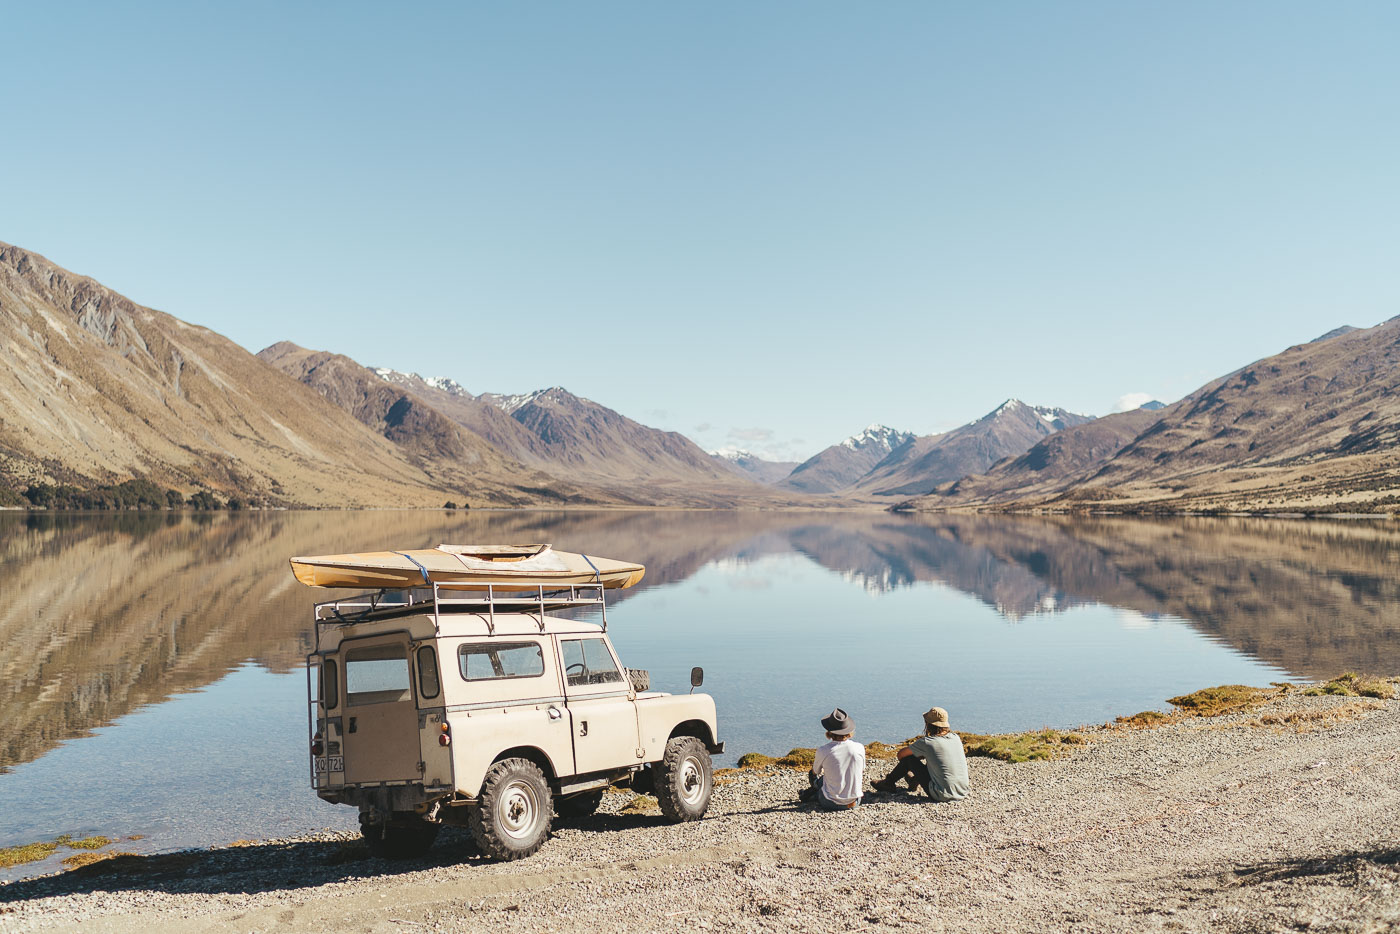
[655,736,712,822]
[469,758,553,860]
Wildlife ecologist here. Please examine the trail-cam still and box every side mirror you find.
[689,667,704,693]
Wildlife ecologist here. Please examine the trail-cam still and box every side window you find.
[560,638,623,687]
[345,644,411,706]
[458,642,545,681]
[322,658,339,709]
[416,646,440,700]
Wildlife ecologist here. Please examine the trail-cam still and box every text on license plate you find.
[315,756,344,773]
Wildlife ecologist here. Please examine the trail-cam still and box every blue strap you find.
[396,552,432,585]
[580,553,603,586]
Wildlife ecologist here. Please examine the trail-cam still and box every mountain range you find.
[905,320,1400,514]
[5,238,1397,514]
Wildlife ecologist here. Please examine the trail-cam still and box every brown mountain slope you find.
[0,242,465,507]
[478,386,739,486]
[345,367,809,506]
[369,369,560,471]
[910,321,1400,513]
[779,425,915,494]
[258,343,583,504]
[854,400,1096,496]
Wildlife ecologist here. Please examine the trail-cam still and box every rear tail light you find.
[311,733,324,757]
[439,723,451,747]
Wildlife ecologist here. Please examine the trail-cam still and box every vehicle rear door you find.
[560,636,641,775]
[340,635,421,784]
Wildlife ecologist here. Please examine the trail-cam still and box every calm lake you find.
[4,509,1400,878]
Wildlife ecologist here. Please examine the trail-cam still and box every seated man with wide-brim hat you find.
[797,707,866,811]
[871,706,970,802]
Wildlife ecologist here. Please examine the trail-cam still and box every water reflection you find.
[3,510,1399,777]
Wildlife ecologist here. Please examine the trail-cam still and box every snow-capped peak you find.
[840,424,914,452]
[371,367,470,397]
[709,447,753,461]
[484,386,575,414]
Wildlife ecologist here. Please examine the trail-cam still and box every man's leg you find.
[798,770,821,802]
[873,757,926,792]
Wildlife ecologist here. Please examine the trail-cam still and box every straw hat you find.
[923,707,951,729]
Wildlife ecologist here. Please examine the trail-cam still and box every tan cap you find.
[923,707,950,729]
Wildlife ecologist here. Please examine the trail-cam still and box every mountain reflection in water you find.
[3,510,1400,776]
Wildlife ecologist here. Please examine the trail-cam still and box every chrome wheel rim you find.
[678,755,707,807]
[498,779,540,840]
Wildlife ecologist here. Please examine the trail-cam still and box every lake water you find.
[4,509,1399,879]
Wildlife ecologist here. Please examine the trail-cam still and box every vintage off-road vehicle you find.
[293,544,722,860]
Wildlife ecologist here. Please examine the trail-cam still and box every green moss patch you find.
[1,833,117,869]
[959,729,1087,763]
[1167,684,1274,717]
[1302,673,1397,700]
[0,840,61,869]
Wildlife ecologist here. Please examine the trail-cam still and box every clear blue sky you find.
[6,2,1398,461]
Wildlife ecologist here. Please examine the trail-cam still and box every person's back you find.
[812,736,866,806]
[907,730,969,802]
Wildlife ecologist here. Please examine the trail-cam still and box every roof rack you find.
[313,580,610,634]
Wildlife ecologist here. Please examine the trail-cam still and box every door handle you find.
[348,717,357,734]
[579,720,589,737]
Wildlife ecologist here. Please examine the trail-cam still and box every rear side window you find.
[560,638,623,687]
[322,658,339,709]
[416,646,441,699]
[458,642,545,681]
[345,644,411,706]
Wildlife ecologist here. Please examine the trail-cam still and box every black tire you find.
[360,813,440,860]
[627,668,650,692]
[554,789,604,822]
[655,736,712,822]
[469,758,553,860]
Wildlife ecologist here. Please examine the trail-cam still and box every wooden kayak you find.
[289,544,645,590]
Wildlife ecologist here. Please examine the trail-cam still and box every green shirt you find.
[910,733,970,802]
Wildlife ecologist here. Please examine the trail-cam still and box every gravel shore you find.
[3,687,1398,934]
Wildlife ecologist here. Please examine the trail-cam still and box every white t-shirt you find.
[812,738,866,805]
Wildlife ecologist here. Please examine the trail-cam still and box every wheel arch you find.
[669,719,717,750]
[489,746,559,783]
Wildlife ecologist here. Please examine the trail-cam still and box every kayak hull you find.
[289,544,645,591]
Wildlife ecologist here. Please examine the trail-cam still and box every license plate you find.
[315,756,344,773]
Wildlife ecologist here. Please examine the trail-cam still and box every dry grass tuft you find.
[1249,700,1383,732]
[619,794,659,814]
[1167,684,1275,717]
[735,748,818,770]
[1116,709,1175,729]
[61,850,134,870]
[959,729,1088,763]
[863,741,902,760]
[1302,673,1397,700]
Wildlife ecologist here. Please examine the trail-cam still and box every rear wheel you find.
[469,758,553,860]
[554,789,604,822]
[655,736,712,822]
[360,812,439,860]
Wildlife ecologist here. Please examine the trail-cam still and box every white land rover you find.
[296,546,722,861]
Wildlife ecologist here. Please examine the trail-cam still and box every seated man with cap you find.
[798,707,866,811]
[871,706,970,802]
